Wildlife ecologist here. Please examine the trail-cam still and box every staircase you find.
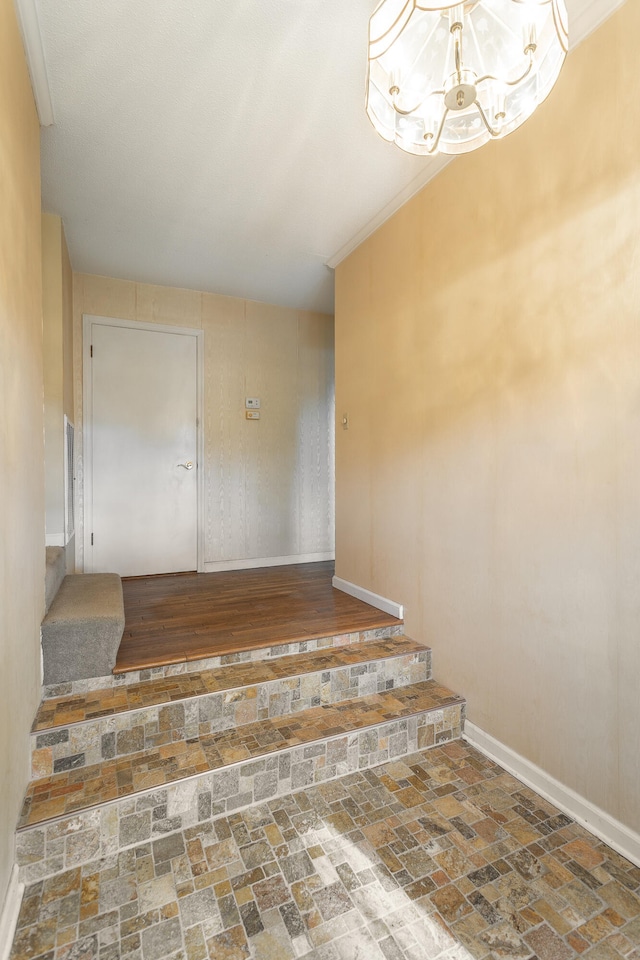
[16,624,465,886]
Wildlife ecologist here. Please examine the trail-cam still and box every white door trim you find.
[82,314,205,574]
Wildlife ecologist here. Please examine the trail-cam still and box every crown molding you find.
[570,0,628,48]
[13,0,54,126]
[327,155,452,269]
[327,0,628,271]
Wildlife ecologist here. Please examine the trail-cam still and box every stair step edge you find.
[33,635,429,731]
[16,700,465,885]
[31,648,432,779]
[43,624,406,702]
[20,682,465,829]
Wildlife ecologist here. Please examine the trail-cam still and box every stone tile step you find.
[30,637,431,779]
[16,681,465,883]
[34,635,429,732]
[43,624,405,700]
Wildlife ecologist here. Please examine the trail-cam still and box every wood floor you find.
[115,561,401,673]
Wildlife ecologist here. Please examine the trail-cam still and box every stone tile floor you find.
[10,741,640,960]
[34,638,424,732]
[20,683,463,829]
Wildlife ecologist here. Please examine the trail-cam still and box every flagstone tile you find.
[11,743,640,960]
[37,633,413,726]
[31,639,431,778]
[20,682,463,830]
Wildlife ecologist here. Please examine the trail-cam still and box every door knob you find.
[178,461,194,470]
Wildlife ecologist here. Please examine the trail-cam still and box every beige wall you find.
[0,0,44,909]
[42,214,75,563]
[336,3,640,833]
[73,275,334,571]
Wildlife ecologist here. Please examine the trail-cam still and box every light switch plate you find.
[245,398,261,409]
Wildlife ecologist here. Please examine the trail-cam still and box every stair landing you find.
[116,561,401,671]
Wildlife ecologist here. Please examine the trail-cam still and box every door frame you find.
[82,314,205,574]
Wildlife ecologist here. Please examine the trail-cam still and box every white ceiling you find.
[24,0,625,314]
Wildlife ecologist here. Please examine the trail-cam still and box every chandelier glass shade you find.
[366,0,569,156]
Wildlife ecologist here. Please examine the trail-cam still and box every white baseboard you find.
[464,720,640,869]
[203,552,335,573]
[332,576,404,620]
[0,865,24,960]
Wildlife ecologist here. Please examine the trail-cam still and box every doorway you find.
[83,315,203,576]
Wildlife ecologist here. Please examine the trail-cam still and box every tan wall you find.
[335,3,640,833]
[73,275,334,570]
[42,214,74,562]
[0,0,44,908]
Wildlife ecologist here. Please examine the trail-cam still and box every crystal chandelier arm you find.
[392,88,445,117]
[376,11,448,116]
[475,98,502,138]
[423,105,450,154]
[453,22,462,78]
[475,51,534,90]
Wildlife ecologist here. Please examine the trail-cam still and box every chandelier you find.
[366,0,568,156]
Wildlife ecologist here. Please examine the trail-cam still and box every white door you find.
[85,318,200,576]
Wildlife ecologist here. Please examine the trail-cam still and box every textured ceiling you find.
[34,0,623,314]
